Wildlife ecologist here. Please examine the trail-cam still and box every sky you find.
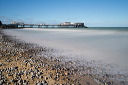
[0,0,128,27]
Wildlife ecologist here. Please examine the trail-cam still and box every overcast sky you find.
[0,0,128,27]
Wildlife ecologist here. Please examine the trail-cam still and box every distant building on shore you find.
[0,21,3,28]
[0,21,2,25]
[0,21,19,29]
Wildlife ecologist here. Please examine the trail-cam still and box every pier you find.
[0,21,87,29]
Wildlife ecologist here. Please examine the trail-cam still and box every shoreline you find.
[0,30,98,85]
[0,29,126,85]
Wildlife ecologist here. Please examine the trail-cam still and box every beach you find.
[0,30,100,85]
[0,29,128,85]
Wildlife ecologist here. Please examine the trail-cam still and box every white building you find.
[11,21,24,25]
[60,22,72,25]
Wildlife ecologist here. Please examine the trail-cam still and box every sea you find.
[2,27,128,75]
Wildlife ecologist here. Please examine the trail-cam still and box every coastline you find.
[0,29,126,85]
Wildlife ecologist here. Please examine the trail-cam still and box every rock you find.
[11,79,18,83]
[86,82,90,85]
[42,80,47,83]
[0,63,3,66]
[36,82,43,85]
[0,80,4,84]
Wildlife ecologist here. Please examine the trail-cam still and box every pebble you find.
[36,82,43,85]
[0,31,125,85]
[0,63,3,66]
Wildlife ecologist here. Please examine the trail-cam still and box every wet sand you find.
[0,30,125,85]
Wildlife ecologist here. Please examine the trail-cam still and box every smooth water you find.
[3,27,128,72]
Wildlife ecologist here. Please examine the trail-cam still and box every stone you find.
[36,82,43,85]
